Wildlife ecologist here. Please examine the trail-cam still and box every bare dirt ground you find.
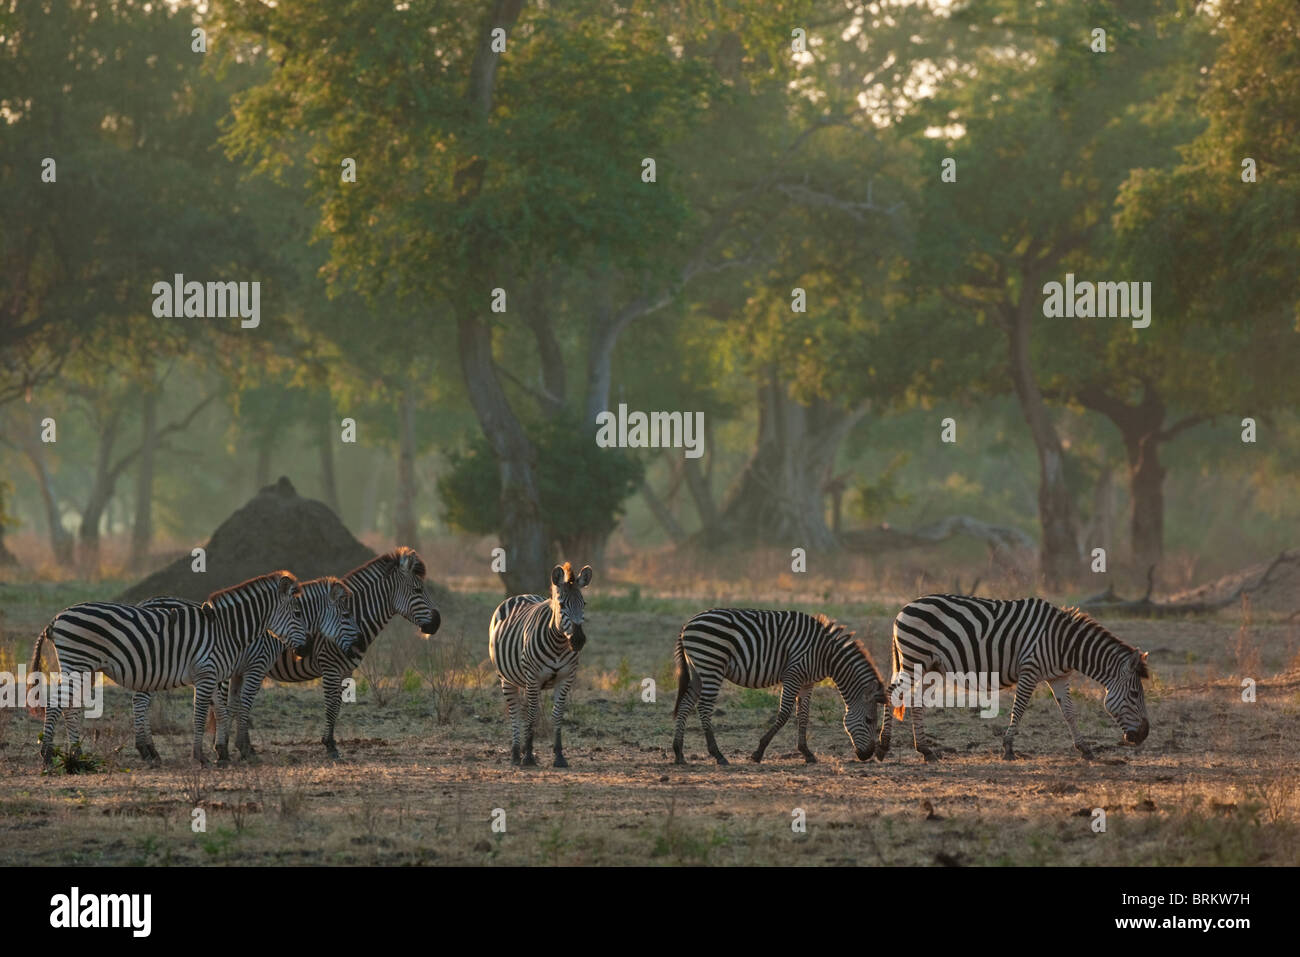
[1,587,1298,866]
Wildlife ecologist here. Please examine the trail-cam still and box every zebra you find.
[28,571,307,769]
[200,548,440,760]
[671,609,887,766]
[132,576,361,765]
[876,594,1151,763]
[489,562,592,768]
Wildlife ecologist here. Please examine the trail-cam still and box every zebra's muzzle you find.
[1124,720,1149,745]
[569,625,587,652]
[421,610,441,636]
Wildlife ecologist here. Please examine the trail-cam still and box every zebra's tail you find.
[27,623,53,718]
[890,625,907,721]
[672,632,689,719]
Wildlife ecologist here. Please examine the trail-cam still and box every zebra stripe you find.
[489,562,592,768]
[132,576,361,764]
[671,608,886,765]
[209,548,439,760]
[30,571,306,768]
[877,594,1151,762]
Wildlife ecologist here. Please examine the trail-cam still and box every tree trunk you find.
[360,464,381,534]
[1004,295,1080,588]
[22,440,74,564]
[711,377,860,551]
[394,382,419,550]
[1076,384,1185,576]
[79,410,123,573]
[457,315,551,594]
[0,483,17,566]
[129,389,157,568]
[319,413,341,517]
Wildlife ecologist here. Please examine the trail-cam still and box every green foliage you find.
[851,453,913,524]
[439,413,644,549]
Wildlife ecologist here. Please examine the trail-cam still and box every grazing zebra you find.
[876,595,1151,762]
[29,572,307,768]
[489,563,592,768]
[132,576,361,765]
[198,548,440,760]
[671,609,886,766]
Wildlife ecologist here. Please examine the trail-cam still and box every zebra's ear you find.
[551,565,566,587]
[277,574,296,596]
[576,565,593,587]
[200,601,217,620]
[398,549,414,572]
[329,580,347,602]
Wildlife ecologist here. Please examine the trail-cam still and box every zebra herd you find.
[28,549,1152,772]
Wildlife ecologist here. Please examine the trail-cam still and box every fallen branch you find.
[842,515,1035,554]
[1080,550,1300,617]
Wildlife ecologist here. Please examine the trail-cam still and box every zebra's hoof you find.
[552,755,568,769]
[802,752,818,765]
[713,755,730,766]
[749,751,763,764]
[521,755,537,767]
[1077,746,1095,761]
[1001,749,1018,761]
[920,749,939,764]
[672,755,687,766]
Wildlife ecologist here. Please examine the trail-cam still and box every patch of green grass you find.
[733,688,779,710]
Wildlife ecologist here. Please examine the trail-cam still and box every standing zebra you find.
[672,609,886,765]
[29,571,307,768]
[489,563,592,768]
[876,595,1151,762]
[194,548,440,759]
[132,576,361,765]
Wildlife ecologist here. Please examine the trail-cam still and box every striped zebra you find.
[29,571,307,769]
[196,548,440,760]
[672,609,887,765]
[489,563,592,768]
[132,576,361,765]
[876,595,1151,762]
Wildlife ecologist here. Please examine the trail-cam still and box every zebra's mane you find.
[1059,605,1149,678]
[206,570,295,605]
[361,547,427,580]
[815,613,884,683]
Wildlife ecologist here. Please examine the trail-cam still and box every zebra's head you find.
[1104,648,1151,745]
[391,547,441,636]
[829,624,887,761]
[549,563,592,651]
[266,572,309,652]
[319,578,362,653]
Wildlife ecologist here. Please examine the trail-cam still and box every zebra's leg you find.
[696,678,728,765]
[520,682,542,767]
[1046,676,1093,759]
[62,675,87,771]
[213,686,232,767]
[191,672,217,766]
[321,665,344,759]
[876,675,905,759]
[233,659,270,761]
[671,673,700,765]
[551,672,577,768]
[751,683,797,764]
[215,676,234,758]
[910,701,939,763]
[1002,676,1039,760]
[503,681,522,765]
[795,687,816,764]
[132,692,161,766]
[40,674,64,768]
